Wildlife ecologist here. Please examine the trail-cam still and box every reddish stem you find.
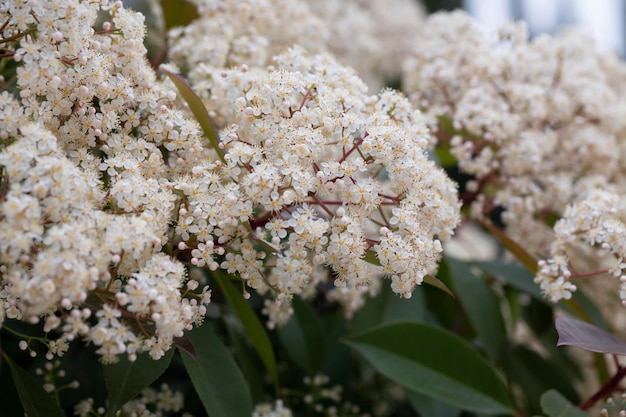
[338,133,368,164]
[579,365,626,410]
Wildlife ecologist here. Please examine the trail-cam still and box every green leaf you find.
[501,345,579,415]
[540,390,586,417]
[473,260,543,300]
[180,323,252,417]
[445,256,507,362]
[423,274,456,298]
[103,349,174,416]
[213,272,278,390]
[158,0,199,30]
[344,321,513,414]
[225,322,265,404]
[407,389,460,417]
[475,260,608,328]
[277,295,327,374]
[351,283,426,333]
[160,67,225,164]
[4,354,65,417]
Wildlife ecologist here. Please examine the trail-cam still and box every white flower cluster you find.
[171,47,460,326]
[1,0,459,352]
[0,0,210,361]
[167,0,424,97]
[403,11,626,254]
[304,0,425,90]
[536,187,626,303]
[403,11,626,304]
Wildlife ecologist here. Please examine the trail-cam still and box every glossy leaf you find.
[180,323,253,417]
[160,67,225,164]
[556,316,626,355]
[351,283,426,334]
[214,272,278,390]
[278,295,327,374]
[4,354,65,417]
[540,390,586,417]
[103,349,174,416]
[344,321,513,414]
[445,256,507,362]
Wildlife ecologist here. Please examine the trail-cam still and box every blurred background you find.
[426,0,625,55]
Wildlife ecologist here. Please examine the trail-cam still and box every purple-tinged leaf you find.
[174,335,197,363]
[555,316,626,355]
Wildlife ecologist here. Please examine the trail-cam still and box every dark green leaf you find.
[473,260,542,300]
[540,390,586,417]
[103,349,174,416]
[160,67,225,164]
[180,323,252,417]
[225,322,265,403]
[351,283,426,333]
[475,260,608,328]
[4,354,65,417]
[407,389,460,417]
[213,272,278,389]
[445,256,507,362]
[424,260,469,330]
[344,321,513,414]
[277,296,326,374]
[320,312,352,384]
[501,345,579,414]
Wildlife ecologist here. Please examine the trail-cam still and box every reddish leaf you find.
[174,335,197,363]
[555,316,626,355]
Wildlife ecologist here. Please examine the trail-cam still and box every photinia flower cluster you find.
[0,0,459,361]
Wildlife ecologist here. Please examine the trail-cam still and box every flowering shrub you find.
[2,1,626,416]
